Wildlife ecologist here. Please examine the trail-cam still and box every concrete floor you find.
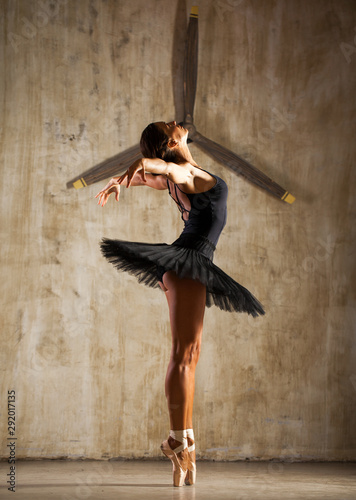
[0,460,355,500]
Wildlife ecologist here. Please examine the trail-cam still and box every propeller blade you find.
[66,144,142,189]
[191,131,295,203]
[183,6,199,123]
[172,0,188,123]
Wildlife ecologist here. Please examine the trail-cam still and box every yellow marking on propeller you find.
[73,178,87,189]
[282,191,295,204]
[191,6,198,17]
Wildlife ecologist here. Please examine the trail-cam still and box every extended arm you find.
[120,157,217,194]
[95,166,168,207]
[96,156,213,207]
[119,158,191,187]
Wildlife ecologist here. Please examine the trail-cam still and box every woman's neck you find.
[174,143,199,167]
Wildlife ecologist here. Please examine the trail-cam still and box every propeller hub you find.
[182,118,197,140]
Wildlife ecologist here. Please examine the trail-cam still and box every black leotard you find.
[167,174,227,247]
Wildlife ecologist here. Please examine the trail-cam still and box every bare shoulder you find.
[184,163,217,193]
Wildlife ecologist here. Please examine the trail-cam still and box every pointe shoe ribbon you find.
[160,439,188,487]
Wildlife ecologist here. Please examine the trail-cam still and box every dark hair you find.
[140,123,177,162]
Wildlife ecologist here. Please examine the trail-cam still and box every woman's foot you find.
[185,436,196,485]
[161,432,188,487]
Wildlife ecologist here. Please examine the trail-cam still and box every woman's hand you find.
[95,160,146,207]
[95,178,121,207]
[95,158,169,207]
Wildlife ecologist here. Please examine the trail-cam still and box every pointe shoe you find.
[185,441,196,485]
[161,439,188,487]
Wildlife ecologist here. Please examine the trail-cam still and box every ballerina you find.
[96,120,264,486]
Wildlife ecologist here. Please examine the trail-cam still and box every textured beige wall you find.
[1,0,356,461]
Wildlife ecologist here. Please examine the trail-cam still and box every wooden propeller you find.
[67,5,295,204]
[66,144,141,190]
[181,7,295,204]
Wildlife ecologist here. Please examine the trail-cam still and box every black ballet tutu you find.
[100,233,265,317]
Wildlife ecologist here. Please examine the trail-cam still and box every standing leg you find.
[160,270,205,486]
[163,271,206,433]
